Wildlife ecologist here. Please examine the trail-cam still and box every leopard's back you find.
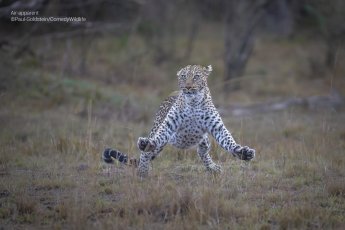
[148,91,179,138]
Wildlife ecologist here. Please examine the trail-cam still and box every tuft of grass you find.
[15,197,37,223]
[327,180,345,197]
[54,203,68,221]
[0,205,13,219]
[275,205,321,229]
[103,187,113,195]
[282,125,305,139]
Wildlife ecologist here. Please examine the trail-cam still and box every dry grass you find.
[0,29,345,229]
[1,98,344,229]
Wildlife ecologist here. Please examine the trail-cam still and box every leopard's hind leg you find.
[197,135,222,173]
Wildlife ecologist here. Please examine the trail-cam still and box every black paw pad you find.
[233,145,255,161]
[241,149,255,161]
[138,139,149,151]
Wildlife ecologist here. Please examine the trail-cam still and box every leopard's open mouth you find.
[183,88,198,95]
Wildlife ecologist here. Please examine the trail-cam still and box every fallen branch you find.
[219,91,343,116]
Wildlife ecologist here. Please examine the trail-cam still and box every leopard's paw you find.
[137,137,156,152]
[233,145,255,161]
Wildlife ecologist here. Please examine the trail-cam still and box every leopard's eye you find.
[193,75,200,81]
[180,74,187,79]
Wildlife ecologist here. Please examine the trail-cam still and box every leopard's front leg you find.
[137,137,156,152]
[137,137,156,177]
[206,110,255,162]
[232,144,255,161]
[137,137,165,177]
[136,107,180,177]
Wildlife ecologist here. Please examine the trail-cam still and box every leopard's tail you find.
[102,148,138,167]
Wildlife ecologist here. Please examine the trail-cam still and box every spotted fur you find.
[103,64,255,177]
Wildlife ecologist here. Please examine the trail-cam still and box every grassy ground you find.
[0,30,345,229]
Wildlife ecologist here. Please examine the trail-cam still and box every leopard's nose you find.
[185,86,192,90]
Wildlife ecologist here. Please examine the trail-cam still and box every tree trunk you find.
[223,0,268,91]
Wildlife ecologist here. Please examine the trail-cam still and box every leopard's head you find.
[177,64,212,97]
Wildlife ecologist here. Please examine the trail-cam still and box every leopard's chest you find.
[169,108,206,149]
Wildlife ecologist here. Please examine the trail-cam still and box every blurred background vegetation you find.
[1,0,344,105]
[0,0,344,148]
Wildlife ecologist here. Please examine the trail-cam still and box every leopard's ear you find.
[177,69,182,76]
[204,65,212,75]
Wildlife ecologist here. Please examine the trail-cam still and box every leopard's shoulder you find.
[148,91,180,138]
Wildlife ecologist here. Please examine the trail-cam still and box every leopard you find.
[103,64,255,177]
